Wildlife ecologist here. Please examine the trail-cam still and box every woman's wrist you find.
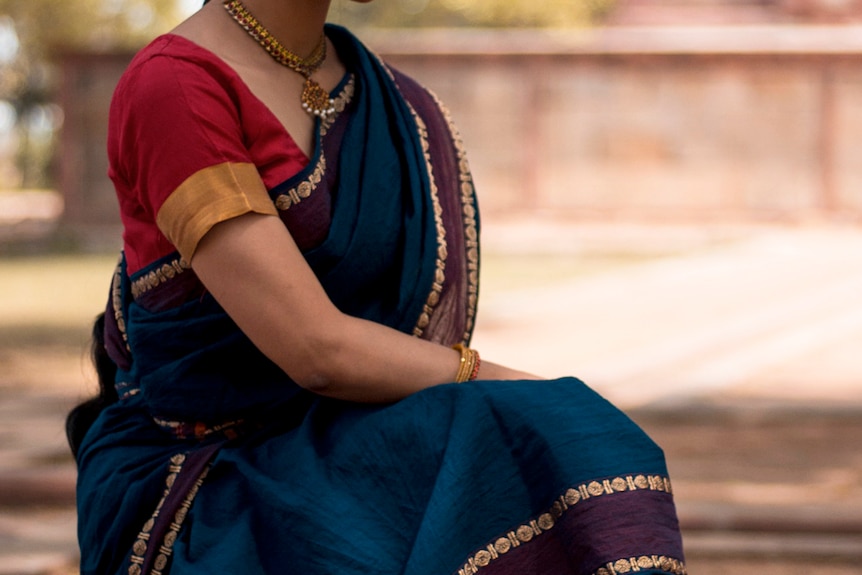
[452,344,481,383]
[472,360,542,382]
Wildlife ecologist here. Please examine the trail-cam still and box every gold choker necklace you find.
[223,0,336,118]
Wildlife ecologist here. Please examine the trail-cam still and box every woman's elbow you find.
[292,369,336,396]
[280,328,351,396]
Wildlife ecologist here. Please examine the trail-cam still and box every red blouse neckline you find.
[153,33,310,163]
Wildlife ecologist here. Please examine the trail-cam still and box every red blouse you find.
[107,34,309,274]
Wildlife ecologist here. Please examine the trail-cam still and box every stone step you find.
[0,470,76,509]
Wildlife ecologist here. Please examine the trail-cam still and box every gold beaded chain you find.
[223,0,336,118]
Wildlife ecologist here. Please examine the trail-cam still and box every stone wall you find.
[57,26,862,238]
[373,27,862,223]
[57,52,132,244]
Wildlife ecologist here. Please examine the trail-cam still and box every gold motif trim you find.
[127,453,212,575]
[111,257,130,351]
[457,474,679,575]
[406,101,448,338]
[274,153,326,211]
[116,381,140,400]
[427,90,480,344]
[151,464,210,575]
[320,74,355,136]
[128,453,186,575]
[156,162,277,260]
[131,257,191,300]
[365,55,447,338]
[593,555,687,575]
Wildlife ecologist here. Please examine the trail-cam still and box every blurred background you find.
[1,0,861,573]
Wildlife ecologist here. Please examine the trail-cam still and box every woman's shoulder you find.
[126,33,232,72]
[113,34,242,107]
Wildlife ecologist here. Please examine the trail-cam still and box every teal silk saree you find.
[75,26,686,575]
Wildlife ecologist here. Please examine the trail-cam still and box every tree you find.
[0,0,184,187]
[329,0,613,28]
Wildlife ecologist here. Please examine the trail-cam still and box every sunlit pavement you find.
[476,222,862,411]
[2,222,861,573]
[475,221,862,572]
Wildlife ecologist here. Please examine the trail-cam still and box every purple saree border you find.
[126,443,221,575]
[387,64,481,346]
[457,475,686,575]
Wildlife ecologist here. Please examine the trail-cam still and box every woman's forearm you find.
[191,213,538,403]
[295,312,538,402]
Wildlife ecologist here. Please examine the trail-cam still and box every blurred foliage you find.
[0,0,184,98]
[0,0,614,101]
[0,0,183,53]
[329,0,614,28]
[0,0,184,187]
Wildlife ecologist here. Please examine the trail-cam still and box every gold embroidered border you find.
[274,153,326,211]
[594,555,687,575]
[116,381,140,400]
[406,102,448,338]
[371,57,446,337]
[127,453,211,575]
[128,453,186,575]
[375,53,397,83]
[151,464,210,575]
[457,474,679,575]
[426,90,480,344]
[274,76,355,211]
[320,75,356,136]
[369,54,471,340]
[111,257,130,351]
[131,257,191,300]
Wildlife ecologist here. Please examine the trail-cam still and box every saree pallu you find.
[76,26,686,575]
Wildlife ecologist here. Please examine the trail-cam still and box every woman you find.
[68,0,687,573]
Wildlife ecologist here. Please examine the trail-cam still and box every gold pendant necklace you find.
[223,0,336,119]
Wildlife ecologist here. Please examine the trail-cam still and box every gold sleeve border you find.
[156,162,277,261]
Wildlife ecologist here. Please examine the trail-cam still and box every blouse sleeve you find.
[108,48,277,261]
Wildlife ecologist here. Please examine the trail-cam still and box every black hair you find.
[65,313,119,459]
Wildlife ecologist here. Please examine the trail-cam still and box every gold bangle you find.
[452,344,477,383]
[469,349,481,381]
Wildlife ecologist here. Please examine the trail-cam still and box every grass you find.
[0,254,117,330]
[0,254,118,393]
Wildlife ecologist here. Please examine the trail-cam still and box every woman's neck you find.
[216,0,331,57]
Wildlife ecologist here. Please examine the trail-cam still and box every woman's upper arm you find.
[109,49,282,271]
[191,212,344,388]
[192,214,540,400]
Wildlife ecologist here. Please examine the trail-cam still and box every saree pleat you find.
[76,25,685,575]
[160,378,680,575]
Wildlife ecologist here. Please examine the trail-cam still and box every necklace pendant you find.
[225,0,331,116]
[301,78,336,119]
